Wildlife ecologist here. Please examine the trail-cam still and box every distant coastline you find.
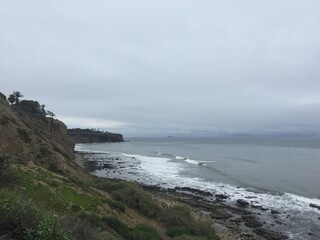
[68,128,124,143]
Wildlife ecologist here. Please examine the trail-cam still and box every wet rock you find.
[242,215,263,228]
[310,203,320,210]
[230,217,242,224]
[174,187,213,197]
[254,228,288,240]
[211,209,232,219]
[215,194,229,199]
[237,199,250,207]
[271,209,280,214]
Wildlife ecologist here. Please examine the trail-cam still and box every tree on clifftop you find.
[7,91,24,105]
[7,94,16,105]
[46,110,56,118]
[13,91,23,104]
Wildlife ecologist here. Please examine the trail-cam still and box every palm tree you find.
[13,91,23,104]
[46,110,55,118]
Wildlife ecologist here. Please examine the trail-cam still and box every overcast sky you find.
[1,1,319,136]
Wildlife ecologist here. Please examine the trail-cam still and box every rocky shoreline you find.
[142,185,289,240]
[77,151,292,240]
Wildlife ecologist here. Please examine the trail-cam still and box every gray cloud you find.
[1,0,320,136]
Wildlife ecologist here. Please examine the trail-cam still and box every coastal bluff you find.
[68,128,124,143]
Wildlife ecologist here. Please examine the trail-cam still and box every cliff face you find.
[68,128,124,143]
[0,94,87,177]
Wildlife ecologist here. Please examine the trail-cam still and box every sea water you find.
[76,136,320,239]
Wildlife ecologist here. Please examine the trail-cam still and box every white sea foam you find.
[122,153,181,179]
[123,153,320,215]
[185,159,207,166]
[175,156,185,160]
[185,159,200,165]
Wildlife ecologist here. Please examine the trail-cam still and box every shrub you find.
[166,226,194,238]
[24,220,68,240]
[112,183,160,218]
[190,220,218,239]
[158,205,193,227]
[105,198,126,213]
[17,128,32,143]
[48,163,62,174]
[159,205,219,240]
[0,154,17,187]
[79,213,101,227]
[102,216,130,237]
[60,216,108,240]
[40,144,52,157]
[0,115,10,125]
[128,224,162,240]
[70,204,81,212]
[0,189,68,240]
[173,235,204,240]
[94,179,127,192]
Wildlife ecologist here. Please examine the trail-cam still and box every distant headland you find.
[67,128,124,143]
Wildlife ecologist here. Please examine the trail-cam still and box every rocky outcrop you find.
[68,128,124,143]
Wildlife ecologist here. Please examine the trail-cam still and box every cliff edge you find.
[0,93,87,178]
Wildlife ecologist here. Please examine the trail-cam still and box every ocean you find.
[76,136,320,239]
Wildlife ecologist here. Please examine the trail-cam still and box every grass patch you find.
[166,226,194,238]
[18,169,104,214]
[0,188,69,240]
[128,224,162,240]
[103,216,162,240]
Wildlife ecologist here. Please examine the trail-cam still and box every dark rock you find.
[271,209,280,214]
[215,194,229,199]
[254,228,288,240]
[211,209,232,219]
[174,187,213,197]
[242,215,263,228]
[237,199,250,207]
[230,217,242,224]
[309,203,320,210]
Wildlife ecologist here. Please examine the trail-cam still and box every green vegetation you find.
[95,179,160,217]
[0,154,17,186]
[0,188,69,240]
[0,163,219,240]
[105,198,126,213]
[103,217,162,240]
[166,226,194,238]
[128,224,162,240]
[7,91,24,105]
